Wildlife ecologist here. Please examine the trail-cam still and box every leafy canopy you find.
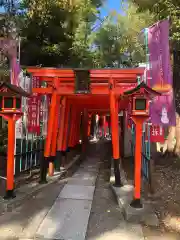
[130,0,180,45]
[0,0,155,67]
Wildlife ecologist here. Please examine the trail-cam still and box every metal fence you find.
[14,135,45,176]
[130,121,153,188]
[142,122,151,180]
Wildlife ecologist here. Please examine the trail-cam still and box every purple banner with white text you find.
[148,19,176,126]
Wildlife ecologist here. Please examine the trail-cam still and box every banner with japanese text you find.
[148,19,176,126]
[27,76,41,134]
[150,125,165,143]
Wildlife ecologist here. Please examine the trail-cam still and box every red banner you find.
[150,125,165,143]
[27,77,41,134]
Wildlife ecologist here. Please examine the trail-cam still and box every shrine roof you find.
[123,81,161,97]
[0,81,30,97]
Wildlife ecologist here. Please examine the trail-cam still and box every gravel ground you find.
[144,156,180,238]
[123,154,180,239]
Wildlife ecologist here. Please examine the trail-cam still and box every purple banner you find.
[148,19,176,126]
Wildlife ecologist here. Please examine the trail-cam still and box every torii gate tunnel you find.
[26,67,145,199]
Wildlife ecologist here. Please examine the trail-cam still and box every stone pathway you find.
[36,157,100,240]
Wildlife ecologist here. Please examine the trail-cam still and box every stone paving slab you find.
[76,167,99,173]
[67,163,98,186]
[36,156,100,240]
[79,160,100,167]
[77,163,99,168]
[58,184,95,200]
[36,199,92,240]
[68,177,96,186]
[72,171,97,178]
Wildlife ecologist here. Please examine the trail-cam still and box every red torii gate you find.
[27,67,145,187]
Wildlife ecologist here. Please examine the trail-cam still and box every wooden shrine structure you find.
[26,68,144,181]
[26,67,150,206]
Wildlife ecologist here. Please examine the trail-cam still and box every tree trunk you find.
[174,113,180,156]
[167,125,176,153]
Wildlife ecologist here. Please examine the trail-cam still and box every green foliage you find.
[116,2,154,64]
[92,16,125,67]
[16,0,104,67]
[0,0,20,37]
[70,0,101,67]
[18,0,73,66]
[0,0,155,67]
[92,3,154,67]
[130,0,180,47]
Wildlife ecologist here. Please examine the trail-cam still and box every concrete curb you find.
[0,154,81,213]
[110,158,159,227]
